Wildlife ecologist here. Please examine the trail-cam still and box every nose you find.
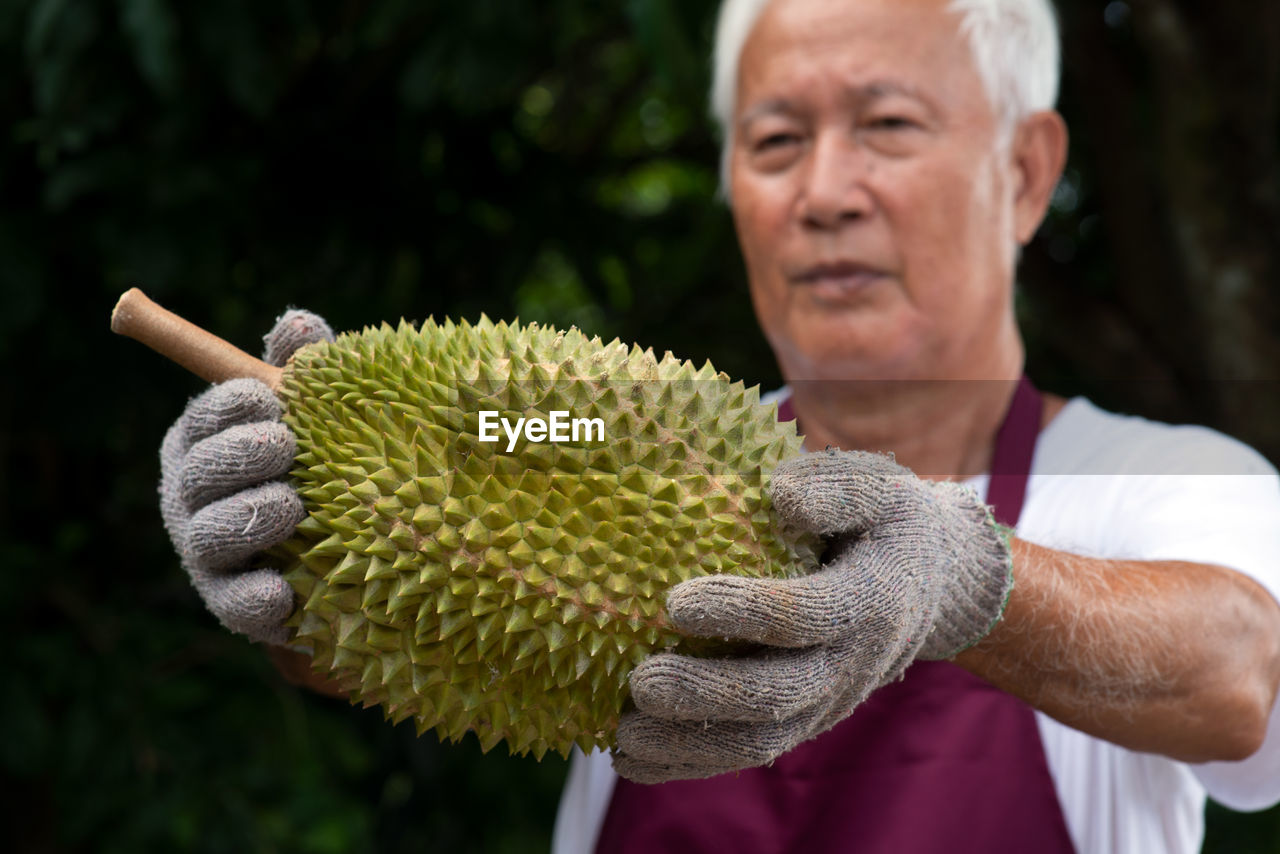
[797,132,874,230]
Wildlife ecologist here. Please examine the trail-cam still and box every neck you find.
[788,374,1022,481]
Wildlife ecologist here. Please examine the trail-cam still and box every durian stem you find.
[111,288,284,391]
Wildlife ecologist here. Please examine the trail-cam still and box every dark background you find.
[3,0,1278,851]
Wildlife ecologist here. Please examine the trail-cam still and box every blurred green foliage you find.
[2,0,1276,851]
[3,1,754,850]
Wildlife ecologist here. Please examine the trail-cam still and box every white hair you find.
[710,0,1061,185]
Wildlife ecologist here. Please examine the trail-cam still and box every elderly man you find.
[158,0,1280,851]
[545,1,1280,850]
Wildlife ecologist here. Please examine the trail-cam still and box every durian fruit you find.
[112,289,816,759]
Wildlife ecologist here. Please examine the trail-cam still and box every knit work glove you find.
[613,449,1014,784]
[158,309,334,644]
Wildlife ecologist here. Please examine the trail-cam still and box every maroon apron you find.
[595,378,1075,853]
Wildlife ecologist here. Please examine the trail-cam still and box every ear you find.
[1011,110,1069,245]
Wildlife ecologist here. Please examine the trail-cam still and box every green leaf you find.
[120,0,180,98]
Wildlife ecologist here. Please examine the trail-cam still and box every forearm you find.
[954,538,1280,762]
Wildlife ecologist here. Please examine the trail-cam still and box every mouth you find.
[788,261,889,302]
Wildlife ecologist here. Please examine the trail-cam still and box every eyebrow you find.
[737,80,932,130]
[737,98,800,130]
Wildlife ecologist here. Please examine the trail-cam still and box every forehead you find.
[738,0,986,115]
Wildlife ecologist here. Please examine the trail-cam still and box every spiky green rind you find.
[273,317,815,758]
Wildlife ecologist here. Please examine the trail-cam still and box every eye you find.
[745,129,805,172]
[754,132,800,152]
[866,115,917,131]
[739,118,807,171]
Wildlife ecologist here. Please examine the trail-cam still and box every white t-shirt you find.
[552,396,1280,854]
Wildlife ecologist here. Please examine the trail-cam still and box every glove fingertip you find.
[769,449,904,535]
[179,421,298,510]
[264,309,335,366]
[664,579,721,634]
[204,568,296,644]
[186,482,306,571]
[769,453,851,531]
[664,574,762,633]
[181,379,282,444]
[627,653,700,712]
[611,753,691,786]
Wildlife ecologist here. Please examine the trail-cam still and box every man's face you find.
[730,0,1026,382]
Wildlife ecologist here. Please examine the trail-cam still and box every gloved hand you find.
[158,309,335,644]
[613,449,1014,783]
